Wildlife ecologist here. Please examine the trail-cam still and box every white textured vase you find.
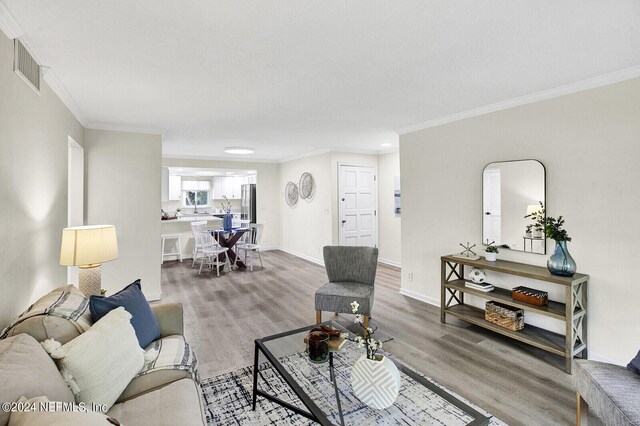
[351,354,401,410]
[485,252,497,262]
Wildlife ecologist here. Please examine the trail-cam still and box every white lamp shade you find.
[60,225,119,266]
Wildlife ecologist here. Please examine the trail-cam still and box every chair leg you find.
[577,393,588,426]
[192,249,198,268]
[316,310,322,324]
[161,237,165,264]
[198,255,205,275]
[363,315,369,332]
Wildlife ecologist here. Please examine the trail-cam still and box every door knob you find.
[341,220,346,224]
[485,212,491,215]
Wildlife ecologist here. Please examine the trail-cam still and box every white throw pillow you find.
[49,307,144,412]
[8,396,125,426]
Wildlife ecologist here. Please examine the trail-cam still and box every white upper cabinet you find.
[168,175,181,200]
[213,176,248,199]
[161,167,170,202]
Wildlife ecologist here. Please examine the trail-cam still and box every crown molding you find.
[0,1,22,39]
[87,122,165,136]
[42,68,88,126]
[1,2,88,126]
[162,153,279,164]
[396,65,640,135]
[278,146,396,163]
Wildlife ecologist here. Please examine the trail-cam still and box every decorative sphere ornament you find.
[469,267,487,284]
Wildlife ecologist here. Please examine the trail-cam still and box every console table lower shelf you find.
[440,255,588,374]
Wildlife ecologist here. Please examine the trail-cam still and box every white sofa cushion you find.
[49,307,144,412]
[8,396,125,426]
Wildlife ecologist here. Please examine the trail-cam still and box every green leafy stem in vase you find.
[348,301,393,360]
[525,201,572,242]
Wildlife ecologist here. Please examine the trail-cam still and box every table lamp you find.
[60,225,119,296]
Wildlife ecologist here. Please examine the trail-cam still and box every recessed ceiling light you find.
[381,143,392,147]
[224,147,254,155]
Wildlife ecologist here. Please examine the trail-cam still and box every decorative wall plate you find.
[285,182,299,207]
[298,172,314,200]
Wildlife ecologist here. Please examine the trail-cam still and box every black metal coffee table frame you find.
[252,321,490,426]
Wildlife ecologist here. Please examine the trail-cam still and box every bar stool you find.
[161,234,182,264]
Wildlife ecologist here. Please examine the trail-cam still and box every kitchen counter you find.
[161,215,222,224]
[160,215,223,262]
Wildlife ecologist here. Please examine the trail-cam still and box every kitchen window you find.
[182,180,211,208]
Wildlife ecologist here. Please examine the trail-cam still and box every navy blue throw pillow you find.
[628,350,640,374]
[89,279,160,348]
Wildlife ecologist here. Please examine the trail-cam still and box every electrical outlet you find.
[408,272,414,282]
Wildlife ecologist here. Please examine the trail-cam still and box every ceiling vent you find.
[13,39,41,94]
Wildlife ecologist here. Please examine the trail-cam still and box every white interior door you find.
[483,169,502,245]
[339,165,377,247]
[67,136,84,284]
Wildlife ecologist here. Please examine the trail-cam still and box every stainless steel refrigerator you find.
[241,184,257,223]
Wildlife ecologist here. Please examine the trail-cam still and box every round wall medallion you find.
[285,182,299,207]
[299,172,315,200]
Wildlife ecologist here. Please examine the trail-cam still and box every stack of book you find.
[464,280,494,292]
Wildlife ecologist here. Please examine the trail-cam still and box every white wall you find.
[85,129,162,300]
[0,30,85,327]
[162,158,281,250]
[279,152,333,263]
[400,77,640,364]
[279,151,401,266]
[378,152,401,266]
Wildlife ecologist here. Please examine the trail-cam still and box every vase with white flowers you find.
[348,301,400,410]
[220,196,233,231]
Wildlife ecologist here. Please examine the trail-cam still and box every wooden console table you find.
[440,254,589,373]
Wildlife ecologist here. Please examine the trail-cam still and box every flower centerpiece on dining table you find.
[348,301,400,410]
[220,196,233,231]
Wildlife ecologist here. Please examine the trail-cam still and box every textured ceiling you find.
[5,0,640,160]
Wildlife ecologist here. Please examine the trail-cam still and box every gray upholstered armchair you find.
[315,246,378,329]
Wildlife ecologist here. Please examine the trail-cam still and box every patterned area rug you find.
[201,344,506,425]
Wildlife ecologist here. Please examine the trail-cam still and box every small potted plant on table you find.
[485,242,499,262]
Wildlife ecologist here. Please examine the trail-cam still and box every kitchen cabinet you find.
[161,167,169,202]
[213,176,248,199]
[162,168,182,201]
[169,175,181,200]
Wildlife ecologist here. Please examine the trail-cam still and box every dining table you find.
[211,227,250,269]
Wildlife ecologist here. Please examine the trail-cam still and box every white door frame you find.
[67,136,84,284]
[338,163,379,247]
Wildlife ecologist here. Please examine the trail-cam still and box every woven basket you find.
[485,302,524,331]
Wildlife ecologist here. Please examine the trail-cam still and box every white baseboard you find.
[277,247,324,266]
[588,351,625,366]
[145,292,162,302]
[378,258,401,268]
[399,288,440,307]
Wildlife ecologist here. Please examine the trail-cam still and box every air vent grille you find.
[13,39,41,93]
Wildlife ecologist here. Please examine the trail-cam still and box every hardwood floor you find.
[160,250,581,426]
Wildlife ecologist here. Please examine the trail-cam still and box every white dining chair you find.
[190,220,208,267]
[197,231,230,277]
[237,223,264,271]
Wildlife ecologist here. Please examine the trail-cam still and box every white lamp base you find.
[78,264,102,297]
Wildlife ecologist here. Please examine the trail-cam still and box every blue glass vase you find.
[547,241,576,277]
[223,213,233,231]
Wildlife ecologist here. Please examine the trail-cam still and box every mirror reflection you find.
[482,160,546,254]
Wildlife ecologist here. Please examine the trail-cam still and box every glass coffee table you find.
[252,321,491,425]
